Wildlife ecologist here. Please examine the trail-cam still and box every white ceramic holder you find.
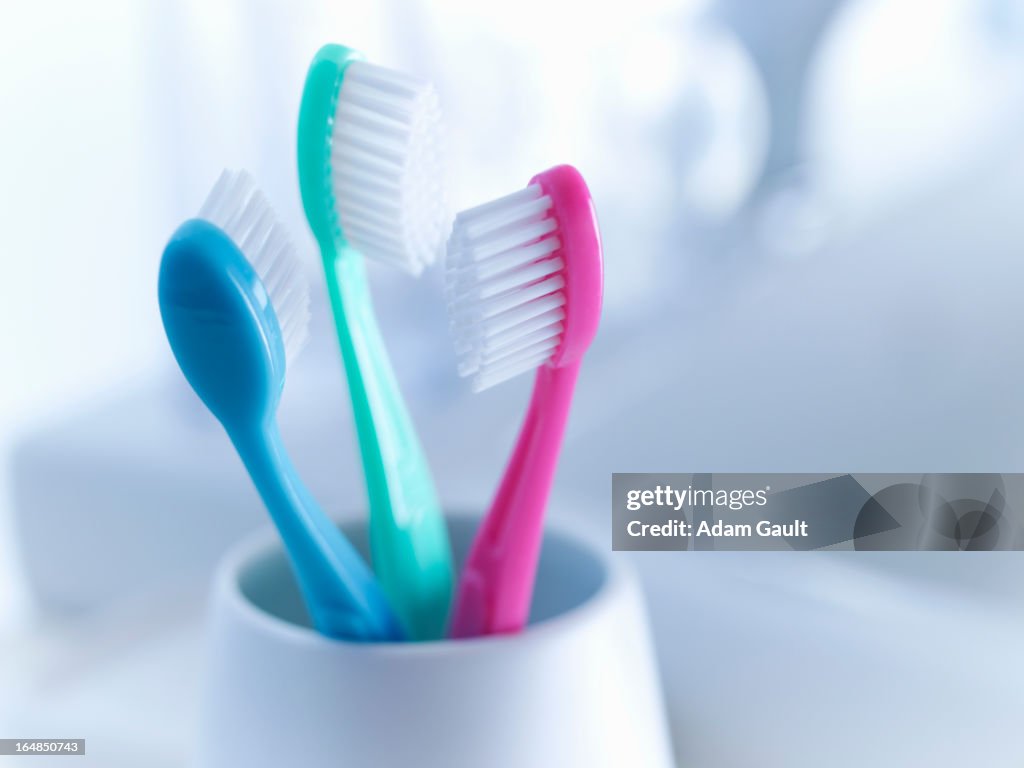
[195,515,674,768]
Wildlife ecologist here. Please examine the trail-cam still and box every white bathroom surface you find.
[0,587,207,768]
[1,539,1021,768]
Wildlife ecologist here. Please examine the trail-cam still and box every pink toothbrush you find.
[445,165,603,638]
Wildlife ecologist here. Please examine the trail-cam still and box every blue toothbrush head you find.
[159,170,310,430]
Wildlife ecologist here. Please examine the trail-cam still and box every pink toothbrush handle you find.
[450,360,581,638]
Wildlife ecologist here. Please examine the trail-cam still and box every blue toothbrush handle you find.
[231,421,405,642]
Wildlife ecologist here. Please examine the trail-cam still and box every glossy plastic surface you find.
[297,44,454,640]
[451,166,603,638]
[158,219,404,642]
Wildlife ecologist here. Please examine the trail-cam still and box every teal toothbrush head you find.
[298,43,449,272]
[159,169,404,642]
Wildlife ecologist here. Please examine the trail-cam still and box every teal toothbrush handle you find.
[323,244,454,640]
[230,418,405,642]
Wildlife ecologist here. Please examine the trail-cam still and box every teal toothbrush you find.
[159,169,404,642]
[297,44,454,640]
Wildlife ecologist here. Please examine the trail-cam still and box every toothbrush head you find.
[297,43,449,274]
[445,164,603,392]
[159,170,311,428]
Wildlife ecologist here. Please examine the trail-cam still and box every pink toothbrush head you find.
[445,164,603,637]
[447,164,602,392]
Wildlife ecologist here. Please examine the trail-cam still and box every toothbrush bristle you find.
[445,183,566,392]
[199,169,311,366]
[329,60,449,275]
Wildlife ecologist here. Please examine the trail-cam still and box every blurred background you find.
[2,0,1024,765]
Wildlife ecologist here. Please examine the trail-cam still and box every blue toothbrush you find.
[158,169,404,642]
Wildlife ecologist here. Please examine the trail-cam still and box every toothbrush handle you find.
[232,421,405,642]
[450,360,581,638]
[323,247,454,640]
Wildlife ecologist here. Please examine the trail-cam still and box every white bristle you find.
[199,169,311,367]
[445,183,566,392]
[330,60,449,275]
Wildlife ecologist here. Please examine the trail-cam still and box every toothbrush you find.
[297,44,454,640]
[159,169,404,643]
[446,165,603,638]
